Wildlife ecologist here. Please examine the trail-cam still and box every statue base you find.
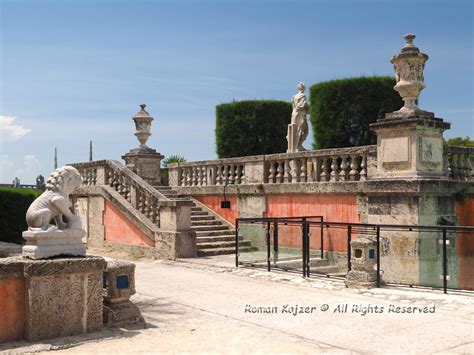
[122,146,164,186]
[22,228,86,259]
[287,123,305,153]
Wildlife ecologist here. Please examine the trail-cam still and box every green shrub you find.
[446,137,474,148]
[309,76,403,149]
[0,187,42,244]
[215,100,292,158]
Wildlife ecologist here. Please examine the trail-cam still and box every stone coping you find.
[173,179,473,196]
[370,116,451,130]
[167,146,377,168]
[0,255,106,278]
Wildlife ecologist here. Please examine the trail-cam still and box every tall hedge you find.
[0,187,42,244]
[215,100,292,158]
[309,76,403,149]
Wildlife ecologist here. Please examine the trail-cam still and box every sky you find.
[0,0,473,183]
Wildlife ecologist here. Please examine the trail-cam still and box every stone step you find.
[195,230,235,236]
[191,207,202,212]
[191,215,215,221]
[197,240,251,249]
[191,220,223,227]
[191,211,209,217]
[197,246,258,257]
[196,235,239,243]
[191,225,230,232]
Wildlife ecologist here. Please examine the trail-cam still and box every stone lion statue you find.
[26,166,83,231]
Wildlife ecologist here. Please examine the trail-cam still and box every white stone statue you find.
[26,166,83,230]
[23,166,86,259]
[287,82,309,153]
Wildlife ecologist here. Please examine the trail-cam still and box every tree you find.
[309,76,403,149]
[215,100,292,158]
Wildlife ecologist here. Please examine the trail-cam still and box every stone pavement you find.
[2,253,473,354]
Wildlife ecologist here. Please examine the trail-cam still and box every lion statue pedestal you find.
[22,165,86,259]
[22,228,86,259]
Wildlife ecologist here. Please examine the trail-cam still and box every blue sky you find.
[1,0,472,183]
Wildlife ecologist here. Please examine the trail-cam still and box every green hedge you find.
[215,100,292,158]
[309,76,403,149]
[0,187,42,244]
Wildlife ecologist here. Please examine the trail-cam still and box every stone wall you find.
[0,256,106,343]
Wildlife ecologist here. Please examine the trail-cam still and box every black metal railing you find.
[235,217,474,294]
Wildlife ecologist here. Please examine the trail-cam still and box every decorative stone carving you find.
[287,82,309,153]
[22,166,86,259]
[133,104,153,148]
[388,33,433,119]
[122,104,164,185]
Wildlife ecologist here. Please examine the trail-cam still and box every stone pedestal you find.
[103,259,144,327]
[23,256,106,341]
[22,228,86,259]
[287,123,298,153]
[370,115,450,179]
[346,237,378,289]
[122,147,164,186]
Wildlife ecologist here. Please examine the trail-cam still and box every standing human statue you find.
[287,82,309,152]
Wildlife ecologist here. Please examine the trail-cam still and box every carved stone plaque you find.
[381,136,409,163]
[420,136,442,163]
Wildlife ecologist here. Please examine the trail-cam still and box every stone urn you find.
[390,34,431,118]
[133,104,153,149]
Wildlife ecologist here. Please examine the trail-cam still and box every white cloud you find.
[0,115,32,141]
[0,154,43,184]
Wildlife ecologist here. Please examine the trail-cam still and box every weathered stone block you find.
[23,256,106,342]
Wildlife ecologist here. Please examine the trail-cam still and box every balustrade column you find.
[330,157,339,182]
[340,156,348,181]
[349,155,359,181]
[360,155,367,181]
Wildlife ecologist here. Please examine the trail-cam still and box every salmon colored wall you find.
[195,194,359,253]
[0,277,25,343]
[104,200,154,247]
[265,195,360,252]
[195,195,240,224]
[456,198,474,290]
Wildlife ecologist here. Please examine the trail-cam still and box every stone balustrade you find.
[445,145,473,181]
[71,160,171,227]
[168,146,377,187]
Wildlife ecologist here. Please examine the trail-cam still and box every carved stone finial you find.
[387,33,433,119]
[132,104,154,149]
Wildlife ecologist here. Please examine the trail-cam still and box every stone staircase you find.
[154,186,257,257]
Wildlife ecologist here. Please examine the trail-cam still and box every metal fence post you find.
[273,219,279,265]
[266,221,271,272]
[442,228,448,294]
[235,219,239,268]
[320,217,324,260]
[376,226,380,287]
[347,224,352,271]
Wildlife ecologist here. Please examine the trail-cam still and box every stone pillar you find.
[122,104,164,186]
[370,34,451,179]
[346,238,378,288]
[159,200,196,258]
[103,259,144,327]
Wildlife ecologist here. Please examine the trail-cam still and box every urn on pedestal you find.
[122,104,164,185]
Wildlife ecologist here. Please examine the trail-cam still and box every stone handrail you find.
[70,160,171,227]
[168,145,377,186]
[445,145,473,181]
